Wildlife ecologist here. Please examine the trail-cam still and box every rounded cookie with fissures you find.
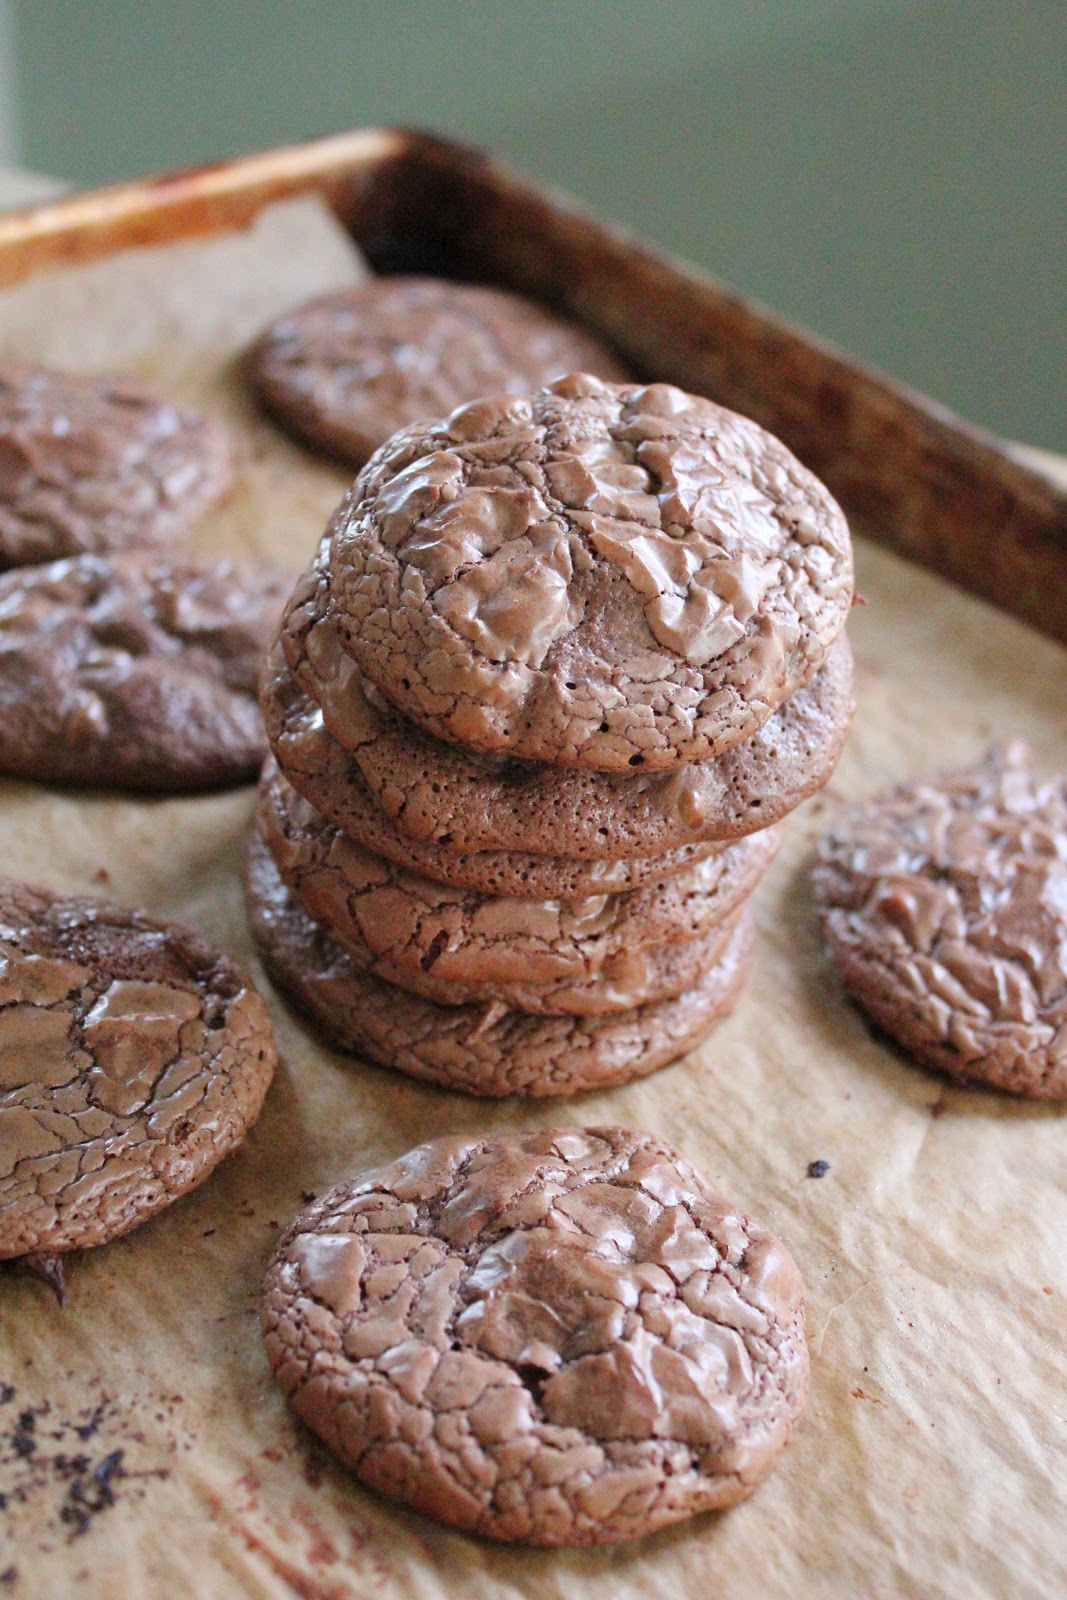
[245,829,753,1096]
[327,373,853,771]
[812,742,1067,1097]
[261,1125,809,1544]
[0,361,231,570]
[277,532,855,856]
[0,552,291,791]
[246,276,629,468]
[0,876,276,1264]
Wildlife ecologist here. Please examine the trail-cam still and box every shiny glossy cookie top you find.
[0,877,276,1257]
[0,361,231,570]
[327,374,853,770]
[246,276,629,468]
[261,1125,809,1544]
[812,742,1067,1097]
[0,552,291,791]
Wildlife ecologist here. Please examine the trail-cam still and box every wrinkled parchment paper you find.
[0,197,1064,1600]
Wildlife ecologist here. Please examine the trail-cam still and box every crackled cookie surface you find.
[257,759,777,988]
[261,1125,808,1543]
[277,535,854,854]
[251,818,739,1015]
[812,743,1067,1097]
[0,876,276,1257]
[246,832,753,1096]
[261,664,723,896]
[246,276,628,467]
[0,362,231,569]
[0,553,290,790]
[327,374,852,770]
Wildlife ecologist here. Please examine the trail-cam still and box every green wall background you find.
[7,0,1065,448]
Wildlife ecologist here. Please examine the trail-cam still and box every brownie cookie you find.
[261,675,723,897]
[275,540,854,855]
[257,760,777,989]
[0,552,291,791]
[0,362,231,569]
[812,743,1067,1097]
[247,831,753,1096]
[246,277,628,467]
[0,875,276,1260]
[261,1126,808,1542]
[327,374,852,769]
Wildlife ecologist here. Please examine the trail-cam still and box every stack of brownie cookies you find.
[247,372,855,1096]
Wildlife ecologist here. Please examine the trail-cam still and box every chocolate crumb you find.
[23,1252,66,1306]
[0,1567,16,1586]
[806,1159,830,1179]
[73,1404,107,1443]
[0,1387,173,1548]
[299,1191,316,1205]
[59,1449,125,1538]
[12,1412,37,1458]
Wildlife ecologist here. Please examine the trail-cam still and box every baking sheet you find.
[1,197,1065,1600]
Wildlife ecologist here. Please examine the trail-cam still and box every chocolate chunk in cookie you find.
[0,876,276,1260]
[246,277,628,467]
[261,1126,808,1543]
[246,829,753,1097]
[275,536,854,856]
[812,742,1067,1097]
[0,553,290,791]
[0,362,231,569]
[327,374,853,770]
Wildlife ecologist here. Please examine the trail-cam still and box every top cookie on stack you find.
[250,367,854,1097]
[327,374,852,767]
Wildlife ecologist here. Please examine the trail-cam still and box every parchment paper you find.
[0,197,1064,1600]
